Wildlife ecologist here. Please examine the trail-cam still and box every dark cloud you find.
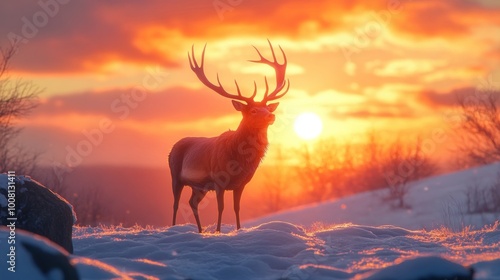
[417,88,463,108]
[3,0,495,73]
[33,86,238,121]
[1,1,180,72]
[418,87,500,108]
[392,1,499,39]
[335,109,415,119]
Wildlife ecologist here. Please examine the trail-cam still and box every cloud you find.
[344,62,356,76]
[4,0,496,74]
[1,1,187,73]
[391,1,500,39]
[235,62,304,76]
[331,101,416,120]
[417,87,471,108]
[333,109,415,119]
[373,59,445,77]
[17,120,193,167]
[33,86,239,122]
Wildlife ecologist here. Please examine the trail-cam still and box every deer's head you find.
[189,40,289,130]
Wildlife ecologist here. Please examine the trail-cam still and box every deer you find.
[169,40,289,233]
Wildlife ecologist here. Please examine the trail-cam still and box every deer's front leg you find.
[216,188,225,232]
[233,188,243,230]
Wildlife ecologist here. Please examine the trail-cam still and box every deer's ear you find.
[267,102,279,112]
[232,100,246,111]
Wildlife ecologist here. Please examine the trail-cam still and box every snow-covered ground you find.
[70,222,497,279]
[1,164,500,279]
[247,163,500,230]
[1,221,498,279]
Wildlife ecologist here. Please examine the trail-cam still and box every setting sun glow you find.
[294,112,323,140]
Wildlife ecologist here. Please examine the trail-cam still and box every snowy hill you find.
[1,164,500,279]
[246,163,500,230]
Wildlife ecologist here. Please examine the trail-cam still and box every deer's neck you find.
[233,123,269,158]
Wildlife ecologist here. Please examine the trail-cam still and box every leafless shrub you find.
[465,173,500,214]
[441,195,468,232]
[262,146,292,212]
[292,133,437,207]
[70,185,106,226]
[491,178,500,212]
[465,183,491,214]
[295,139,355,202]
[347,131,387,193]
[441,177,500,233]
[37,168,107,226]
[381,137,437,209]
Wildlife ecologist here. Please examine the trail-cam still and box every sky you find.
[1,0,500,168]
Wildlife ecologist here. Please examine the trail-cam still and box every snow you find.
[363,256,472,280]
[2,221,498,279]
[246,163,500,230]
[1,164,500,279]
[0,228,76,280]
[16,175,32,185]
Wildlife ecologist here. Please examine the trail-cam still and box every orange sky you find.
[2,0,500,168]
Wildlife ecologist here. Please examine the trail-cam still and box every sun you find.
[294,112,323,140]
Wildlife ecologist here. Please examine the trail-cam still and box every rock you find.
[0,174,76,253]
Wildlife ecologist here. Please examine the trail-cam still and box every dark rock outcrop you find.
[0,174,76,253]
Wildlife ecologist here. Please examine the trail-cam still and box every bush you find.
[465,173,500,214]
[292,133,437,208]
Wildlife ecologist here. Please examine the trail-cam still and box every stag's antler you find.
[249,39,289,104]
[188,40,289,105]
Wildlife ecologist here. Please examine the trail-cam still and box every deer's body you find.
[169,41,288,232]
[170,128,267,191]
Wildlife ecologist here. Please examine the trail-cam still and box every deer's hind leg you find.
[172,182,184,226]
[189,188,207,233]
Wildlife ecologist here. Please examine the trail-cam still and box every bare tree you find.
[348,131,387,193]
[295,141,334,202]
[455,90,500,167]
[464,172,500,214]
[295,139,356,202]
[38,168,107,226]
[262,146,291,212]
[293,132,438,207]
[0,45,40,174]
[71,185,106,226]
[382,137,437,208]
